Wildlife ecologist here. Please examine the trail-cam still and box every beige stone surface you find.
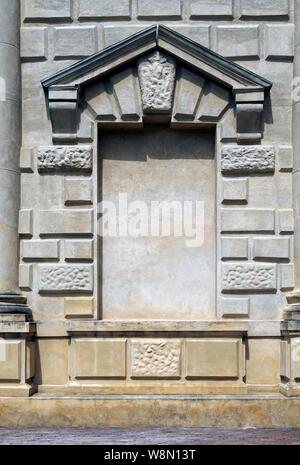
[0,341,21,381]
[35,339,68,386]
[246,339,281,385]
[72,339,126,379]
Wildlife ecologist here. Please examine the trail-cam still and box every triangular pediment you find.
[42,24,272,93]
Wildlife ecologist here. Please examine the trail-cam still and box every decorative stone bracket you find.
[42,25,272,142]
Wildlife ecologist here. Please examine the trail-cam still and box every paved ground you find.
[0,427,300,445]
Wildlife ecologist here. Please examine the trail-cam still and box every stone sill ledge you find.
[0,321,35,334]
[34,319,281,337]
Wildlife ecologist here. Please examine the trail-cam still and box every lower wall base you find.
[1,395,300,428]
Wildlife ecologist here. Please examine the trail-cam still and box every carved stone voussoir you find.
[138,51,176,114]
[221,145,275,174]
[222,264,277,291]
[131,340,181,378]
[39,265,93,293]
[37,146,92,172]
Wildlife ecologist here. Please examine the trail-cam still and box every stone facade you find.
[1,0,300,426]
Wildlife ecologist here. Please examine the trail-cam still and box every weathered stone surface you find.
[19,210,33,236]
[39,210,93,235]
[265,25,294,59]
[64,178,93,205]
[64,240,93,260]
[131,340,181,379]
[21,27,47,60]
[252,238,290,260]
[221,146,275,173]
[222,179,248,203]
[221,298,250,318]
[173,68,205,120]
[137,0,182,18]
[37,146,92,171]
[222,264,277,291]
[64,297,94,318]
[216,25,260,59]
[190,0,233,18]
[221,237,248,260]
[39,265,93,292]
[19,264,33,290]
[23,0,72,21]
[0,341,21,381]
[138,52,176,113]
[278,146,293,172]
[186,339,241,379]
[72,339,126,379]
[21,240,60,260]
[20,148,34,173]
[111,68,141,120]
[54,27,98,59]
[240,0,289,18]
[280,264,294,290]
[78,0,130,19]
[221,209,275,233]
[278,209,294,233]
[247,339,281,385]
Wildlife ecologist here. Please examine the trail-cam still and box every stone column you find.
[0,0,29,315]
[294,0,300,290]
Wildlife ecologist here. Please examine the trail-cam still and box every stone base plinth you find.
[1,395,300,428]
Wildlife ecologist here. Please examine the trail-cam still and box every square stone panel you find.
[131,340,181,379]
[186,339,241,379]
[0,341,21,381]
[73,339,126,379]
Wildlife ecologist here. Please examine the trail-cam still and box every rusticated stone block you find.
[278,209,294,233]
[72,339,126,379]
[78,0,130,19]
[222,264,277,291]
[221,209,275,233]
[0,341,21,381]
[280,264,294,290]
[252,237,290,260]
[64,240,93,260]
[265,25,294,60]
[216,26,260,59]
[21,240,60,260]
[221,298,249,318]
[221,237,248,260]
[37,146,92,172]
[131,340,181,379]
[190,0,233,18]
[39,210,93,235]
[64,178,93,205]
[24,0,72,21]
[20,148,34,172]
[21,27,48,60]
[240,0,289,18]
[54,27,98,59]
[19,210,33,236]
[221,146,275,174]
[39,265,93,292]
[278,146,293,172]
[186,339,241,379]
[137,0,182,18]
[222,178,248,203]
[19,264,33,290]
[138,51,176,114]
[64,297,94,318]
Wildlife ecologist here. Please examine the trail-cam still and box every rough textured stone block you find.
[64,298,94,318]
[221,146,275,174]
[39,210,93,235]
[24,0,72,21]
[253,238,290,260]
[19,210,33,236]
[138,0,181,18]
[39,265,93,292]
[246,339,281,385]
[280,264,294,290]
[0,341,21,381]
[221,298,249,318]
[222,263,277,291]
[73,339,126,379]
[278,146,293,172]
[186,339,240,379]
[240,0,289,18]
[138,51,176,114]
[131,340,181,379]
[64,178,93,205]
[19,264,33,290]
[190,0,233,18]
[37,146,92,172]
[21,27,47,60]
[22,240,60,260]
[65,240,93,260]
[216,26,260,59]
[221,209,275,233]
[221,237,248,260]
[222,179,248,203]
[20,148,34,172]
[78,0,131,19]
[278,209,294,233]
[265,25,294,59]
[54,27,97,59]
